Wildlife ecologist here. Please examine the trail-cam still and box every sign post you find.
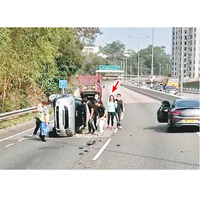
[59,79,68,94]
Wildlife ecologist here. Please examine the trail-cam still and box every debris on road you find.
[86,141,93,146]
[79,146,83,149]
[99,139,103,142]
[117,144,120,146]
[79,153,84,155]
[84,149,88,152]
[86,140,96,146]
[130,135,132,136]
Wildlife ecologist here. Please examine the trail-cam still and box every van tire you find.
[49,127,59,138]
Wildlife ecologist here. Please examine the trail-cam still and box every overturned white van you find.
[50,94,87,137]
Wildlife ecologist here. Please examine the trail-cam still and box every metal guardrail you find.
[0,107,37,121]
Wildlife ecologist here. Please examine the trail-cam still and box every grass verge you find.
[0,113,35,129]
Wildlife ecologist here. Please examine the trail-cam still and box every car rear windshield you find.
[176,100,200,108]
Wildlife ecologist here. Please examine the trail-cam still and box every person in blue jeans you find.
[39,107,49,142]
[106,95,117,129]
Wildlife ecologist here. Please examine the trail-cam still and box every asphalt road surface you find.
[0,81,199,169]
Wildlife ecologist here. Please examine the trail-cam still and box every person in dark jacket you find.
[95,100,106,135]
[83,97,96,134]
[31,102,43,137]
[115,93,124,129]
[92,94,101,130]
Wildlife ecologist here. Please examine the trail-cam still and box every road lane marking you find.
[4,143,14,148]
[0,120,54,143]
[114,128,118,133]
[197,132,200,137]
[0,127,35,143]
[18,138,26,142]
[92,139,112,161]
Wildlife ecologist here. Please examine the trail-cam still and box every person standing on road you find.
[39,106,50,142]
[95,100,106,135]
[106,95,117,129]
[32,102,43,137]
[83,97,96,134]
[92,94,102,130]
[115,93,124,129]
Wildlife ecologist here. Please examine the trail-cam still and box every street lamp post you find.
[151,27,154,78]
[130,55,132,82]
[128,36,149,86]
[137,39,140,86]
[122,58,125,83]
[180,28,184,96]
[126,56,128,84]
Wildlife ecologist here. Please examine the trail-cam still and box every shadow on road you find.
[144,125,199,134]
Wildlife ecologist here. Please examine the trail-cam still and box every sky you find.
[94,27,172,54]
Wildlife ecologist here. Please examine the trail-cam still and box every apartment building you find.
[171,27,200,79]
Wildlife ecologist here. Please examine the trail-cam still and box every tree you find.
[139,45,171,76]
[0,27,97,112]
[101,40,125,61]
[81,54,112,75]
[75,27,101,45]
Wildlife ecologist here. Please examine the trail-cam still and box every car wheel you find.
[167,126,174,133]
[167,118,174,133]
[49,127,59,138]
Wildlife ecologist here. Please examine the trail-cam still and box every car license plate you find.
[184,119,198,123]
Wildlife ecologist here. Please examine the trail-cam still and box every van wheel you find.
[167,126,174,133]
[49,127,59,138]
[67,132,73,137]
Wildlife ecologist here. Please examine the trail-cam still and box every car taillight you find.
[171,110,181,116]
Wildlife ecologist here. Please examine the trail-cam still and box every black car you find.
[157,99,200,132]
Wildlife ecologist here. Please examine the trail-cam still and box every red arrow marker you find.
[112,81,119,93]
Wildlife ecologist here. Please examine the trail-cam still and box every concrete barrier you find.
[121,84,185,104]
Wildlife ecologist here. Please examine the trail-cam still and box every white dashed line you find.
[114,128,118,133]
[0,120,54,143]
[0,127,34,143]
[4,143,14,148]
[18,138,26,142]
[92,139,112,161]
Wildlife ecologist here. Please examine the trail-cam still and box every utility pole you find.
[137,39,140,86]
[126,56,128,84]
[130,54,132,82]
[128,36,149,87]
[151,27,154,78]
[180,28,184,96]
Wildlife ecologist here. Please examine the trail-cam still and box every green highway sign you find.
[99,65,120,71]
